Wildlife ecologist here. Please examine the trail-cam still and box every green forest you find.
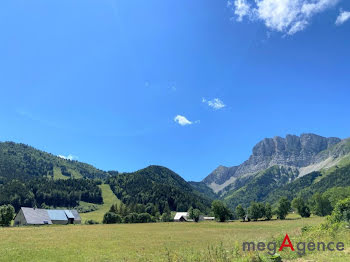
[107,165,212,214]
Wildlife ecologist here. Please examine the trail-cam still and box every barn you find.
[174,212,189,222]
[14,207,81,226]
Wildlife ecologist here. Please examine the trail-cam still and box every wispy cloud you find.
[202,98,226,110]
[16,109,60,129]
[228,0,341,35]
[335,10,350,25]
[58,154,78,161]
[174,115,195,126]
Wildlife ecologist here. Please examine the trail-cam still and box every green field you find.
[2,216,348,262]
[79,184,120,223]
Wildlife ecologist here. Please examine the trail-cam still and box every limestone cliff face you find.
[203,134,343,193]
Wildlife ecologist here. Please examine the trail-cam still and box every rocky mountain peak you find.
[203,133,342,194]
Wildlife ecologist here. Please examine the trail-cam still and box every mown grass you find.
[53,166,69,180]
[0,216,334,262]
[53,166,83,180]
[79,184,120,223]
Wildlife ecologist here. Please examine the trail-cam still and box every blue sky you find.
[0,0,350,181]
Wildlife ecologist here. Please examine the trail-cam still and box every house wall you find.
[13,210,27,226]
[51,220,68,225]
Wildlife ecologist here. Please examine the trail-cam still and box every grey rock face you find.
[203,133,342,192]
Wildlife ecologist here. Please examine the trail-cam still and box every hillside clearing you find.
[79,184,120,223]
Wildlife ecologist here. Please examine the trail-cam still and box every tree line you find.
[102,202,174,224]
[0,178,103,212]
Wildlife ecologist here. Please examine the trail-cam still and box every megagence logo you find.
[243,234,345,256]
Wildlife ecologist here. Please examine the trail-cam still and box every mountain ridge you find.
[202,133,348,194]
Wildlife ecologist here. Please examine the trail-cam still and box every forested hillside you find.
[107,166,212,213]
[0,141,108,211]
[224,159,350,209]
[0,142,108,181]
[0,178,103,212]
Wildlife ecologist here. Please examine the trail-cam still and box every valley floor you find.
[2,216,348,262]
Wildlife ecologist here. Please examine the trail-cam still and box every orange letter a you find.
[279,234,295,251]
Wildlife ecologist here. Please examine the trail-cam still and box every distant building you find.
[174,212,216,222]
[174,212,189,222]
[202,216,215,221]
[13,207,81,226]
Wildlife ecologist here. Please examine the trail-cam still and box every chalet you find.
[174,212,189,222]
[14,207,81,226]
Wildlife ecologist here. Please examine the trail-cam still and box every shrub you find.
[330,197,350,223]
[85,219,100,225]
[161,212,173,222]
[0,204,15,227]
[124,212,139,223]
[137,213,153,223]
[310,193,332,217]
[103,212,122,224]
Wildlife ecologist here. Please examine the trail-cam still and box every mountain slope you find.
[108,165,212,213]
[0,141,108,181]
[203,134,348,195]
[223,150,350,209]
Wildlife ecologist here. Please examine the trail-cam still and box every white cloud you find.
[335,10,350,25]
[58,154,78,161]
[203,98,226,110]
[233,0,251,21]
[229,0,341,35]
[174,115,193,126]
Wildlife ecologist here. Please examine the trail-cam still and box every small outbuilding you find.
[14,207,81,226]
[202,216,215,221]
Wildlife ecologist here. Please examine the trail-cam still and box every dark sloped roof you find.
[20,207,81,224]
[21,207,53,225]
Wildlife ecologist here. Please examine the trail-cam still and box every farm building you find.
[13,207,81,226]
[202,216,215,221]
[174,212,215,222]
[174,212,189,222]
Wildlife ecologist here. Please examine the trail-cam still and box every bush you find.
[137,213,153,223]
[85,219,100,225]
[330,197,350,223]
[311,193,332,217]
[103,212,122,224]
[76,204,99,213]
[0,204,15,227]
[161,212,173,222]
[124,213,139,223]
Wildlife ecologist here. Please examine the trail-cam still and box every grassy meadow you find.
[2,216,349,262]
[80,184,120,223]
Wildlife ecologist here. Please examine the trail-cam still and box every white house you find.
[174,212,189,222]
